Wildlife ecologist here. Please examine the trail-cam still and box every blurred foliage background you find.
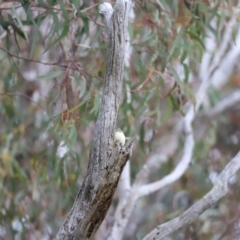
[0,0,240,239]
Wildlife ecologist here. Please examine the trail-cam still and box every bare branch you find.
[205,90,240,118]
[142,150,240,240]
[206,5,240,89]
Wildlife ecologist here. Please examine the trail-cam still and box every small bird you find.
[114,128,126,145]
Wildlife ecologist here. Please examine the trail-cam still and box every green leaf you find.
[183,63,189,83]
[90,92,100,115]
[40,0,69,54]
[21,14,47,26]
[139,122,145,150]
[12,160,28,179]
[186,30,205,50]
[169,64,182,83]
[43,22,69,53]
[143,109,156,117]
[168,28,183,61]
[156,0,170,12]
[79,77,87,98]
[169,94,180,111]
[232,23,238,45]
[180,49,188,64]
[12,6,29,42]
[76,153,81,170]
[82,15,89,35]
[20,0,31,16]
[0,20,26,40]
[58,0,68,22]
[182,83,196,107]
[51,9,60,35]
[37,0,48,8]
[71,0,80,9]
[68,125,77,148]
[161,98,173,124]
[208,24,219,44]
[37,71,62,80]
[29,21,40,58]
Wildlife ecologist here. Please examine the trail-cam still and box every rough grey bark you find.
[55,1,132,239]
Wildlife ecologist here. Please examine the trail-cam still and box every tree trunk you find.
[55,1,132,239]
